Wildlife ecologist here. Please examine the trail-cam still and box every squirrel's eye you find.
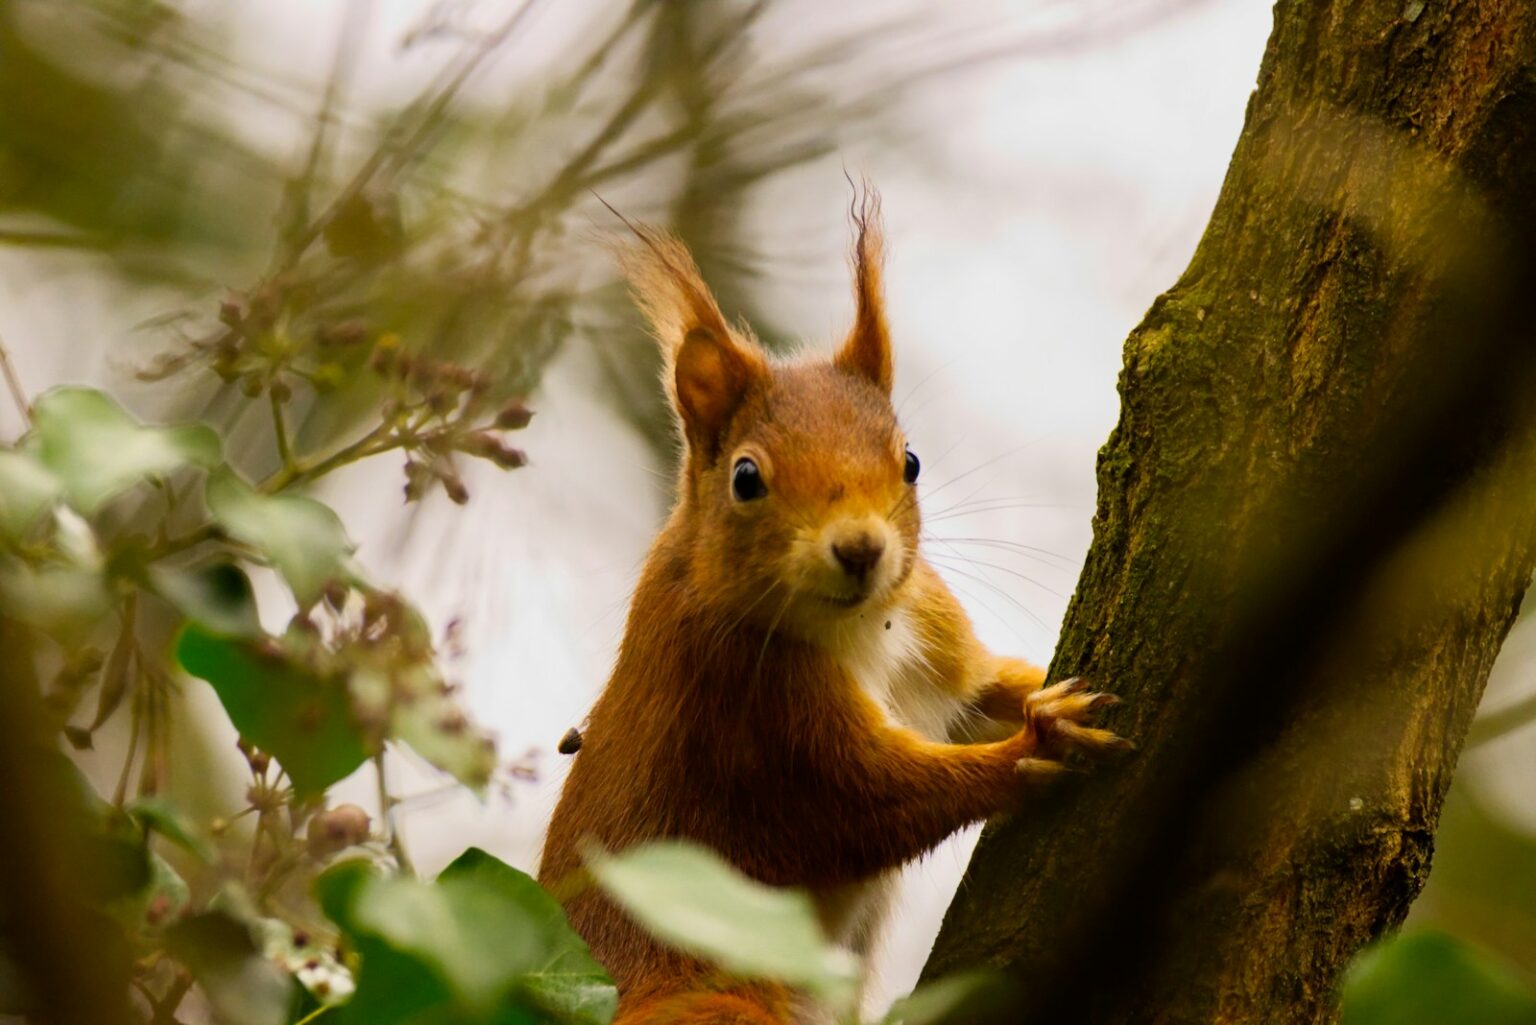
[903,447,920,485]
[732,457,768,501]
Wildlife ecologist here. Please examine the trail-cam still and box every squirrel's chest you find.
[825,606,964,740]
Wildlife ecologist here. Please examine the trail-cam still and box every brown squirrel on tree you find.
[539,192,1127,1024]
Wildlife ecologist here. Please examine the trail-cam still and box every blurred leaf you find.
[585,841,858,1013]
[31,387,219,513]
[79,830,152,905]
[1411,783,1536,970]
[881,971,1021,1025]
[205,469,352,607]
[0,450,61,537]
[440,848,617,1025]
[0,6,269,267]
[0,561,112,640]
[387,674,497,792]
[128,795,214,863]
[149,561,261,637]
[324,191,405,262]
[109,849,191,933]
[317,856,613,1025]
[176,624,370,796]
[165,912,294,1025]
[1339,930,1536,1025]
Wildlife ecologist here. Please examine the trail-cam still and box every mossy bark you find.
[923,2,1536,1022]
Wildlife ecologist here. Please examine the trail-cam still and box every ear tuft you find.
[614,225,764,457]
[835,184,894,394]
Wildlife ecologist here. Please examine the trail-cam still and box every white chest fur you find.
[801,601,973,1021]
[819,604,966,742]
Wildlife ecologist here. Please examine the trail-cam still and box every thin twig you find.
[260,421,397,492]
[269,389,295,471]
[375,750,415,876]
[1467,688,1536,748]
[277,0,546,273]
[0,331,31,426]
[291,1006,335,1025]
[148,972,193,1025]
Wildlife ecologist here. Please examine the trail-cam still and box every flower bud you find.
[495,401,534,430]
[461,431,527,470]
[318,319,369,347]
[306,803,372,859]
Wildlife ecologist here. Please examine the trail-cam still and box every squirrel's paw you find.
[994,656,1048,694]
[1023,677,1132,757]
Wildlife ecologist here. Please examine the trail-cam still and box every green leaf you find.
[176,624,370,796]
[388,672,497,791]
[128,795,214,863]
[440,849,617,1025]
[149,561,261,637]
[108,850,191,932]
[0,562,112,641]
[585,842,858,1013]
[31,386,219,513]
[165,913,294,1025]
[0,449,61,537]
[316,856,614,1025]
[205,468,352,606]
[881,972,1020,1025]
[1339,930,1536,1025]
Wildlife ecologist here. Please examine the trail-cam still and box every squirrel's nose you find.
[832,534,885,581]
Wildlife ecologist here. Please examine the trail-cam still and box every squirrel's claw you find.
[1023,678,1130,757]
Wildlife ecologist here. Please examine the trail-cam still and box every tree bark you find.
[923,2,1536,1023]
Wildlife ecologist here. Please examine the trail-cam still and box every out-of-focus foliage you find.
[13,0,1535,1022]
[0,0,1007,1021]
[318,849,616,1025]
[0,0,271,269]
[1339,931,1536,1025]
[587,841,862,1014]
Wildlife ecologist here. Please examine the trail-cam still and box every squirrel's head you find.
[621,193,921,629]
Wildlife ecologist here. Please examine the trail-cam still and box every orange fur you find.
[542,194,1121,1023]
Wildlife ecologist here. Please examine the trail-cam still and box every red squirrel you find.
[539,194,1125,1024]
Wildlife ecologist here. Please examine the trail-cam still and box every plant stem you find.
[148,972,193,1025]
[261,422,396,493]
[0,331,31,427]
[292,1005,334,1025]
[375,751,415,876]
[270,389,295,471]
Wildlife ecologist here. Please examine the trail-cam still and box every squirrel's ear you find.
[835,192,893,395]
[674,326,757,456]
[618,229,764,457]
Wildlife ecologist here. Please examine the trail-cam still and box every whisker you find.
[923,501,1076,524]
[925,491,1056,518]
[894,354,961,420]
[703,581,782,669]
[927,568,1038,648]
[752,590,795,687]
[925,549,1069,601]
[918,439,1044,506]
[925,535,1079,570]
[928,558,1051,636]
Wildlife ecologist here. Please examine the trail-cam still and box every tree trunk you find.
[923,2,1536,1023]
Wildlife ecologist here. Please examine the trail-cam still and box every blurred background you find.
[3,0,1533,1017]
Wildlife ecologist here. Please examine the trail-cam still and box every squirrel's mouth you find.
[816,591,868,609]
